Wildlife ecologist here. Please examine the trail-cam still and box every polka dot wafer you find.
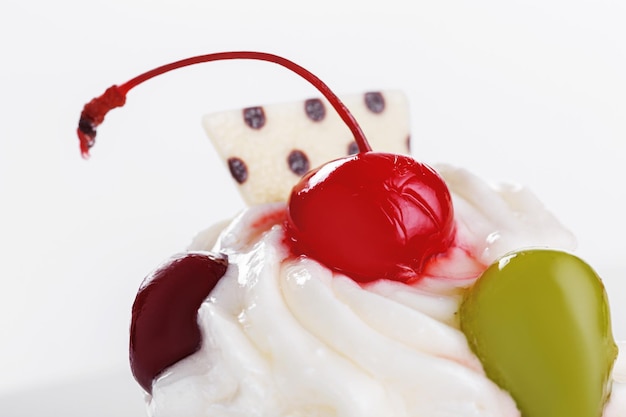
[202,90,411,205]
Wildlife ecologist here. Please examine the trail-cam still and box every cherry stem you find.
[77,51,372,158]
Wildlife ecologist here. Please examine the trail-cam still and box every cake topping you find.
[460,249,617,417]
[285,152,455,283]
[227,157,249,184]
[287,149,310,175]
[304,98,326,121]
[243,106,266,129]
[364,91,385,113]
[203,90,410,205]
[76,51,452,283]
[77,51,622,415]
[130,252,228,394]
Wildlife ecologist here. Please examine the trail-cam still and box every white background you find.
[1,0,625,414]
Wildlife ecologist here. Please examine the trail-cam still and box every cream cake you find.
[76,51,625,417]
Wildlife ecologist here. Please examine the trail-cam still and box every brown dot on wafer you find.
[364,92,385,114]
[305,98,326,122]
[227,157,248,183]
[243,106,266,129]
[287,149,310,175]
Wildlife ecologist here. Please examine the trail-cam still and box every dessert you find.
[77,52,624,417]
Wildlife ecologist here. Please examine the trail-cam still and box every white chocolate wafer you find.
[202,91,410,205]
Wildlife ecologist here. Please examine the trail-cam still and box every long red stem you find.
[77,51,372,158]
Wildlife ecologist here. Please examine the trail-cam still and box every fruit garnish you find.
[285,152,455,283]
[77,51,455,283]
[460,249,617,417]
[130,252,228,394]
[203,90,411,205]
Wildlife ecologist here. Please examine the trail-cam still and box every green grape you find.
[460,249,617,417]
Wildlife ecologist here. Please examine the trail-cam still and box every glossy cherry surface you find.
[130,252,228,394]
[285,151,455,283]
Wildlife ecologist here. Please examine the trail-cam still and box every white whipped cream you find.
[146,166,623,417]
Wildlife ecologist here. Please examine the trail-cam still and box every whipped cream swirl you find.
[145,166,624,417]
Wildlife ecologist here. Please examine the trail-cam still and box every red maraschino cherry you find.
[77,51,455,285]
[285,152,455,283]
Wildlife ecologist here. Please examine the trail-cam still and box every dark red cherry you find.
[129,251,228,394]
[285,152,455,283]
